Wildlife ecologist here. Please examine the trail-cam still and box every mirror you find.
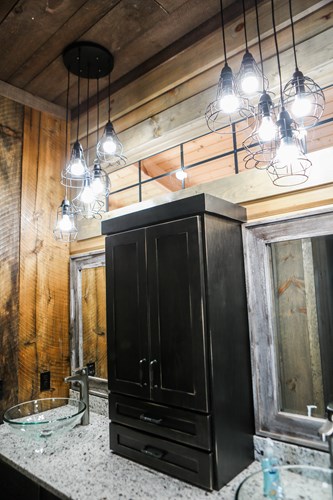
[70,251,108,397]
[270,235,333,419]
[243,210,333,448]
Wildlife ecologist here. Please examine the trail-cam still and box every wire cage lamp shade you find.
[53,199,78,242]
[282,0,325,129]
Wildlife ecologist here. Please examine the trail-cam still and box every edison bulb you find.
[80,185,95,204]
[275,137,300,165]
[219,93,239,114]
[91,176,105,195]
[103,138,117,154]
[258,116,276,142]
[58,214,72,232]
[241,74,259,95]
[69,158,85,176]
[291,93,312,118]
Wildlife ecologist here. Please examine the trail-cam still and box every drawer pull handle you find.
[141,446,165,459]
[140,414,163,425]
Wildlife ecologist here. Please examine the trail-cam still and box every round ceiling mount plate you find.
[63,41,114,79]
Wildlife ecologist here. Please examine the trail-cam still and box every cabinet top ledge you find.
[102,193,246,235]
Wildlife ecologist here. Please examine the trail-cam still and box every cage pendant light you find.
[54,68,78,242]
[96,73,126,169]
[61,47,89,189]
[205,0,254,136]
[243,0,277,170]
[89,78,111,215]
[236,0,267,97]
[267,0,311,186]
[283,0,325,129]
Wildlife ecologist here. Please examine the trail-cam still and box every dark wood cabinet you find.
[0,458,61,500]
[102,194,254,490]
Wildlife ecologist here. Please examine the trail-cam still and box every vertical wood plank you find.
[82,266,107,379]
[0,96,23,420]
[19,107,70,402]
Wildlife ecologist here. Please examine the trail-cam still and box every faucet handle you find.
[307,405,317,417]
[327,402,333,421]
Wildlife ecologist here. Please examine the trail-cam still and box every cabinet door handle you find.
[149,359,158,389]
[139,358,148,387]
[141,445,165,459]
[139,414,163,425]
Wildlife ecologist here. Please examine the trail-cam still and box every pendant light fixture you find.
[267,0,311,186]
[61,44,90,189]
[236,0,267,97]
[205,0,254,135]
[96,72,126,169]
[243,0,277,170]
[54,69,78,242]
[283,0,325,130]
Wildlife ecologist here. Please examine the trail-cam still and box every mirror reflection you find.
[270,235,333,419]
[81,265,107,379]
[70,252,107,384]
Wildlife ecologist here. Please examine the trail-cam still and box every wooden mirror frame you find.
[70,250,108,398]
[242,208,333,450]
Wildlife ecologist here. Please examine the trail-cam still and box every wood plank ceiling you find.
[0,0,229,110]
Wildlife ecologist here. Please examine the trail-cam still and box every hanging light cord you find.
[271,0,284,106]
[219,0,228,63]
[108,72,111,121]
[288,0,298,70]
[96,77,100,143]
[241,0,248,51]
[76,50,81,141]
[254,0,265,91]
[64,68,70,199]
[86,66,90,165]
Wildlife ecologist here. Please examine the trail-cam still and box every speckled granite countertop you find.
[0,411,260,500]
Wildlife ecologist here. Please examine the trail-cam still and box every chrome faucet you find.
[65,367,90,426]
[318,403,333,468]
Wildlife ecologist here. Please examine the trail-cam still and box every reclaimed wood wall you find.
[0,98,70,420]
[0,96,23,420]
[18,107,70,403]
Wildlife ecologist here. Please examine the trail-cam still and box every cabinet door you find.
[106,230,149,398]
[147,216,209,412]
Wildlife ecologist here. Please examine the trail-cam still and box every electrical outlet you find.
[87,362,95,376]
[40,371,51,391]
[0,380,3,400]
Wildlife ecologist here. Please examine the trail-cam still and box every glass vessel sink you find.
[4,398,86,452]
[236,465,333,499]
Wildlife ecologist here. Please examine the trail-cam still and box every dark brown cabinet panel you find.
[106,216,209,411]
[103,194,254,491]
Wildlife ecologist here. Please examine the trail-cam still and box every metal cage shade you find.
[283,70,325,129]
[96,120,126,169]
[61,140,89,188]
[53,199,78,242]
[205,65,255,136]
[266,109,312,186]
[236,50,268,97]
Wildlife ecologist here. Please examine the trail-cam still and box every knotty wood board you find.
[0,96,23,421]
[18,107,70,402]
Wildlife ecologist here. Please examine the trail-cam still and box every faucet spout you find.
[318,403,333,468]
[65,367,89,426]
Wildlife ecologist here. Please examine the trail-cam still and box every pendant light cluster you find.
[54,42,126,242]
[207,0,325,186]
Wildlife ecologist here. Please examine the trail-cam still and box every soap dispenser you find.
[261,438,281,498]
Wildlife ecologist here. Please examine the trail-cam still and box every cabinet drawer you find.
[110,423,213,490]
[109,394,211,450]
